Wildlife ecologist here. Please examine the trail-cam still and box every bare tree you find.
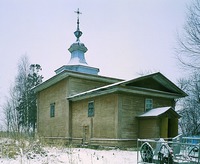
[3,84,21,136]
[176,0,200,70]
[175,0,200,136]
[15,55,30,133]
[177,72,200,136]
[3,55,43,136]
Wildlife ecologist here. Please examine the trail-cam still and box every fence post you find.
[137,139,139,163]
[198,143,200,163]
[0,144,2,158]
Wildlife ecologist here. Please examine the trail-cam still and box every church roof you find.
[33,70,122,93]
[67,72,187,101]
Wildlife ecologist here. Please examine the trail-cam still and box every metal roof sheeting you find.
[137,106,181,118]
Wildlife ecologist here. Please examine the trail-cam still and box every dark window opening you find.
[88,101,94,117]
[145,99,153,111]
[50,103,55,117]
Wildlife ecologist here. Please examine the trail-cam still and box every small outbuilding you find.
[137,107,181,139]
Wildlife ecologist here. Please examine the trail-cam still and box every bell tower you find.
[55,9,99,75]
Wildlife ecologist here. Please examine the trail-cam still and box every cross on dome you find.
[55,8,99,75]
[74,8,82,41]
[74,8,82,19]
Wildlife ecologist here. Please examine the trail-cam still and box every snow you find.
[67,57,88,66]
[0,138,137,164]
[0,147,137,164]
[138,106,172,117]
[67,79,125,99]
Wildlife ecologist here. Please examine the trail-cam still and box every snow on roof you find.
[68,74,158,99]
[138,106,172,117]
[67,79,127,99]
[67,72,187,100]
[67,57,88,66]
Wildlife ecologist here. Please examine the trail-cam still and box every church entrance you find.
[160,117,179,138]
[83,125,89,144]
[82,118,93,144]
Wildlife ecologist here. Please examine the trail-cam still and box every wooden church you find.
[34,9,187,147]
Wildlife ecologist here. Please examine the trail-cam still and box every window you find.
[50,103,55,117]
[145,99,153,111]
[88,101,94,117]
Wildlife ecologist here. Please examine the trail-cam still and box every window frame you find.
[145,98,153,111]
[50,103,55,118]
[88,101,94,117]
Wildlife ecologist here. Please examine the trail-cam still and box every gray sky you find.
[0,1,191,105]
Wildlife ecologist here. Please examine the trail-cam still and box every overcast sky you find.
[0,1,192,107]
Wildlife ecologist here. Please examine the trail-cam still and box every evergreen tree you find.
[3,56,43,136]
[15,56,43,135]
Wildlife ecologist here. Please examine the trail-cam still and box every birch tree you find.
[3,85,20,135]
[3,55,43,136]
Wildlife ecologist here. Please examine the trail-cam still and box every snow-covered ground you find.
[0,138,137,164]
[1,147,137,164]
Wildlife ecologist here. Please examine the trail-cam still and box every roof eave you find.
[67,86,185,101]
[33,70,123,93]
[137,107,181,118]
[122,86,187,99]
[33,71,69,93]
[122,72,187,97]
[67,88,118,101]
